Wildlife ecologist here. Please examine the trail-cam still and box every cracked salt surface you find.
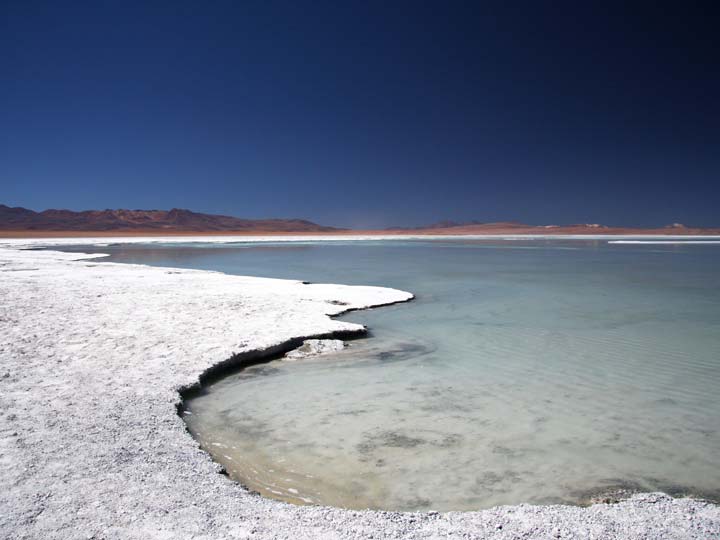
[1,239,719,539]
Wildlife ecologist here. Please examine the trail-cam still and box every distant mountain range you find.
[0,205,339,232]
[1,204,718,236]
[384,220,720,235]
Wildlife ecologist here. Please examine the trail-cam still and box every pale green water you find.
[61,239,720,510]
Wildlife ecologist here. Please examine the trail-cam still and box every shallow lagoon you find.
[61,239,720,510]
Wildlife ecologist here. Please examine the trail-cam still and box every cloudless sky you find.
[1,1,719,228]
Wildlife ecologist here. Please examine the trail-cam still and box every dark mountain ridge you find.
[0,205,340,232]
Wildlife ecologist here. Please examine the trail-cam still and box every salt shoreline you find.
[3,232,720,249]
[1,239,719,539]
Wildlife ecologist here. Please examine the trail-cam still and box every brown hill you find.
[0,205,340,233]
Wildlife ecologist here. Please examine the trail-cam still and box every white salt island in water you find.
[284,339,345,360]
[1,237,719,540]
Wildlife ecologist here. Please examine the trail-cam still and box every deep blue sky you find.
[1,1,719,228]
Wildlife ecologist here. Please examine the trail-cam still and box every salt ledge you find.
[1,241,719,540]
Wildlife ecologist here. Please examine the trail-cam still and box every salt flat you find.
[1,243,719,539]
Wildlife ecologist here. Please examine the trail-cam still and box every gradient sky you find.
[1,1,719,228]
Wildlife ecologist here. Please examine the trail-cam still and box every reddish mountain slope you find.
[0,205,340,232]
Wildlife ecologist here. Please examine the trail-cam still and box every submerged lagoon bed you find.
[60,239,720,511]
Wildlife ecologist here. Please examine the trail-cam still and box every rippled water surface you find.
[61,239,720,510]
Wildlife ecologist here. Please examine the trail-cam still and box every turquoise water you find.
[61,239,720,510]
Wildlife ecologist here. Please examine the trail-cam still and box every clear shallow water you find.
[60,239,720,510]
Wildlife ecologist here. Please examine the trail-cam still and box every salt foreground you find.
[1,242,719,540]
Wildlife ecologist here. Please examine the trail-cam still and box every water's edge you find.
[176,295,415,497]
[178,294,415,396]
[176,291,720,511]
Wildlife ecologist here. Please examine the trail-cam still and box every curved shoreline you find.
[179,295,415,396]
[176,294,415,507]
[1,240,719,539]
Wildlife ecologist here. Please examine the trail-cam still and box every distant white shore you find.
[609,240,720,244]
[2,232,720,250]
[1,241,718,539]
